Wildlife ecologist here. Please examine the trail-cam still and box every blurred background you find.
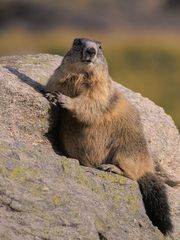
[0,0,179,130]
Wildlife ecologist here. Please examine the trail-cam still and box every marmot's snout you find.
[83,47,96,62]
[82,42,97,62]
[72,38,101,63]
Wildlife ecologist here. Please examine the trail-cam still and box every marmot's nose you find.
[85,47,96,57]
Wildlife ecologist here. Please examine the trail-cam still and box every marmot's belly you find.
[59,114,110,167]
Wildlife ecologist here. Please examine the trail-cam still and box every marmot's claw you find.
[97,164,123,175]
[45,92,69,108]
[45,92,58,105]
[56,93,68,108]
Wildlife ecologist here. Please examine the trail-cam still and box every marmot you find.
[46,38,173,235]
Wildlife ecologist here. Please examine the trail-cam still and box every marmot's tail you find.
[138,173,173,235]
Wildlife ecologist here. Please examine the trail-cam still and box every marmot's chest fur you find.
[57,74,141,168]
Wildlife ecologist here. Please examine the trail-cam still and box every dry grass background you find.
[1,28,179,130]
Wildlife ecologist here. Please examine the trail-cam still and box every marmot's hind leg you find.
[111,149,153,180]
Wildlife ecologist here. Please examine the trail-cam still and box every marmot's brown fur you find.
[46,38,172,235]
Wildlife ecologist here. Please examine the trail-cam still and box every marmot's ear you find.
[95,41,102,50]
[73,39,82,47]
[98,43,102,50]
[96,40,102,45]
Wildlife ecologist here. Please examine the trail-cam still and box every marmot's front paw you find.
[45,92,58,106]
[45,92,73,110]
[56,92,73,109]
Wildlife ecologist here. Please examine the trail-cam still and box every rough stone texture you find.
[0,54,179,240]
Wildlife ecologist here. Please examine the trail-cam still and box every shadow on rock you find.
[5,66,46,94]
[5,66,63,155]
[45,106,64,156]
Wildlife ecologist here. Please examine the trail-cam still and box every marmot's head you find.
[62,38,108,74]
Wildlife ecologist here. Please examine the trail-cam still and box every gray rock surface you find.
[0,54,179,240]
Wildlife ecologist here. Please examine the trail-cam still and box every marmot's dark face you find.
[63,38,108,73]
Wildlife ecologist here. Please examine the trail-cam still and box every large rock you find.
[0,54,179,240]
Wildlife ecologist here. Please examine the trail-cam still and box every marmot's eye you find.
[99,44,102,49]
